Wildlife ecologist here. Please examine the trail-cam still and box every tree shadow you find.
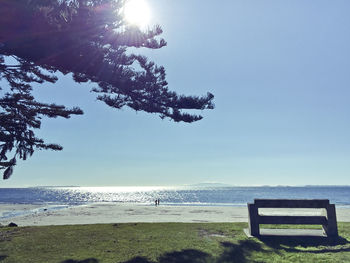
[216,240,267,263]
[122,240,267,263]
[259,235,350,253]
[121,257,154,263]
[120,250,211,263]
[59,235,350,263]
[159,249,211,263]
[61,259,99,263]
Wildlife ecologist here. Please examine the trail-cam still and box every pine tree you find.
[0,56,84,179]
[0,0,214,179]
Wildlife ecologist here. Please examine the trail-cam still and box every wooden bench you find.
[248,199,338,237]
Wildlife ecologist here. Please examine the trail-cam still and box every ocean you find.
[1,186,350,207]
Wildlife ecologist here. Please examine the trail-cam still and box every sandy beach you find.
[1,203,350,226]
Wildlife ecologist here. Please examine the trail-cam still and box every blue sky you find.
[3,0,350,187]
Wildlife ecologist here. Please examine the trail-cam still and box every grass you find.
[0,222,350,263]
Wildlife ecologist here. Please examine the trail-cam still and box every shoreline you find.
[1,203,350,226]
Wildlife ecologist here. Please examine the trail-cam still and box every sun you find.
[123,0,151,29]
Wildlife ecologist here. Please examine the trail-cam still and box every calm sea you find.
[1,186,350,207]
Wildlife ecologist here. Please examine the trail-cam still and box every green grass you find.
[0,222,350,263]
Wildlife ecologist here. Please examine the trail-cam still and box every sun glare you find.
[123,0,151,29]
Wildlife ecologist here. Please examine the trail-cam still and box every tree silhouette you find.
[0,0,214,179]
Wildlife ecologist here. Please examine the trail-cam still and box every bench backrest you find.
[253,199,330,208]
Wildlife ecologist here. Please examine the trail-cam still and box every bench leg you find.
[323,204,338,237]
[248,204,259,236]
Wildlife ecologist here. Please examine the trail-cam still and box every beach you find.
[1,203,350,226]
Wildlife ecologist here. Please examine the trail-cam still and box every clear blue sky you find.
[3,0,350,187]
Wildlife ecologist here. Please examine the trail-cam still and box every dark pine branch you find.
[0,0,214,179]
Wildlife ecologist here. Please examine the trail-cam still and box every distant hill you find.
[188,183,232,188]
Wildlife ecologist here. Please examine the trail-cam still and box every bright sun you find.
[123,0,151,28]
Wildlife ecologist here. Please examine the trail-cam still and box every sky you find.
[2,0,350,187]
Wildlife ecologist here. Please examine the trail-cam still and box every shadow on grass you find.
[216,240,267,263]
[61,259,99,263]
[122,240,267,263]
[59,235,350,263]
[121,257,153,263]
[119,250,211,263]
[159,249,211,263]
[259,235,350,253]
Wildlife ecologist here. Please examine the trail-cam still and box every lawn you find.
[0,222,349,263]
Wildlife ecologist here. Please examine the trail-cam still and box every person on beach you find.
[157,199,160,206]
[155,200,158,206]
